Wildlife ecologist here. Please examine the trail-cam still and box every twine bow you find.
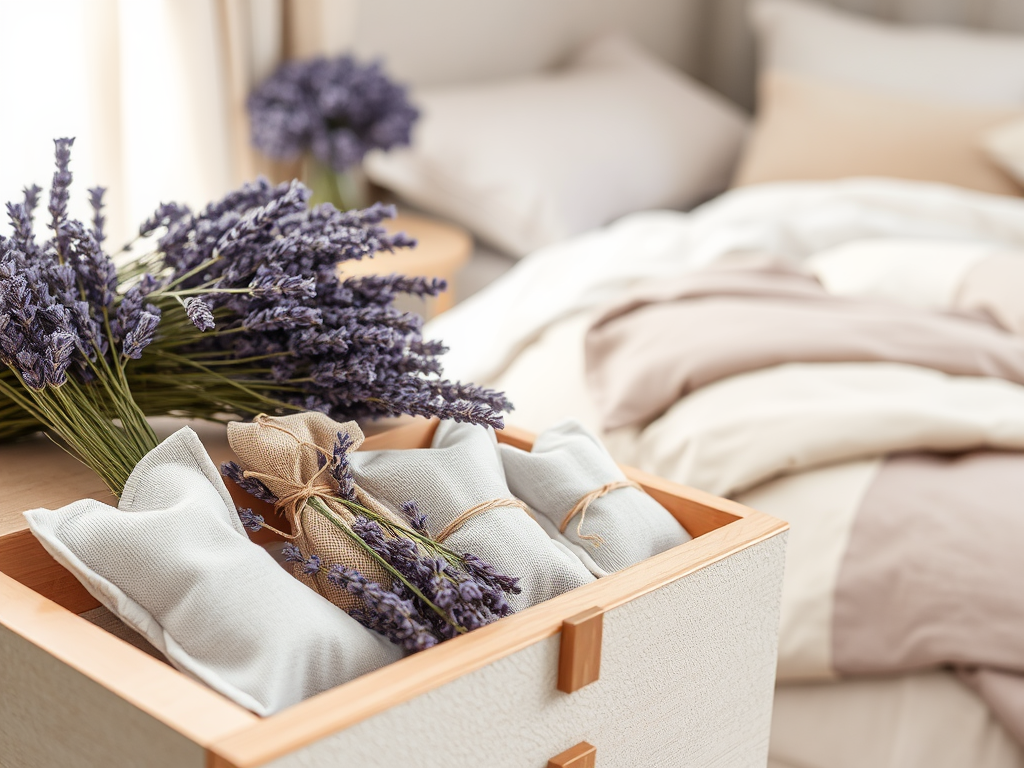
[239,414,343,541]
[559,480,643,546]
[435,498,533,544]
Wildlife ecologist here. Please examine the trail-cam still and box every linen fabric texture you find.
[227,412,406,613]
[348,420,595,611]
[23,427,402,716]
[499,420,690,577]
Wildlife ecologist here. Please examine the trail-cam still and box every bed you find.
[428,178,1024,768]
[350,1,1024,765]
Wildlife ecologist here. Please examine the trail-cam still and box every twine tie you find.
[238,414,346,540]
[435,498,533,543]
[559,480,643,546]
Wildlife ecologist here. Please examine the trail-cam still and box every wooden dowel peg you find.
[548,741,597,768]
[557,606,603,694]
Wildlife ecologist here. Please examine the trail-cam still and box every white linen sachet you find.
[499,420,691,577]
[348,421,595,611]
[24,427,402,716]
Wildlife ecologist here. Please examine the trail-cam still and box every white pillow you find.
[364,34,748,257]
[752,0,1024,108]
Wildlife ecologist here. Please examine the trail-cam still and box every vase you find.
[303,156,369,212]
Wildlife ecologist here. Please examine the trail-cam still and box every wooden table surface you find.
[0,418,239,538]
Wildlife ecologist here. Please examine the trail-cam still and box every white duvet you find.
[428,176,1024,385]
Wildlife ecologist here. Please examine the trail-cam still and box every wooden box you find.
[0,418,787,768]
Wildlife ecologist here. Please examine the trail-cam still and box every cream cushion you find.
[733,71,1023,196]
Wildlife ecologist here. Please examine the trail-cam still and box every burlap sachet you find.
[227,412,407,612]
[499,420,691,576]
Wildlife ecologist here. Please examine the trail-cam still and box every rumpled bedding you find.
[425,177,1024,749]
[587,255,1024,743]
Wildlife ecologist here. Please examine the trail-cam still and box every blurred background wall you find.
[2,0,1022,246]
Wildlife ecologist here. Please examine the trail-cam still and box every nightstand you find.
[337,211,472,317]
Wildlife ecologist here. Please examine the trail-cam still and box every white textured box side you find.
[268,531,787,768]
[0,623,204,768]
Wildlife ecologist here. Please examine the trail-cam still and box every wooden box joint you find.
[557,606,603,694]
[548,741,597,768]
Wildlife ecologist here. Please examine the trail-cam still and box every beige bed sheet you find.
[771,673,1024,768]
[490,309,1024,768]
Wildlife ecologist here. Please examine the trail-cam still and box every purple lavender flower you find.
[184,297,215,331]
[243,304,321,331]
[282,543,305,563]
[48,138,74,256]
[247,56,419,172]
[328,565,437,651]
[138,202,191,239]
[121,310,161,359]
[249,265,316,299]
[347,515,517,639]
[399,500,427,533]
[88,186,106,245]
[220,461,279,503]
[236,507,265,532]
[329,432,356,500]
[300,554,322,575]
[133,175,511,429]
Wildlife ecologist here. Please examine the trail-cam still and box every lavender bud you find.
[400,500,428,532]
[184,297,215,331]
[121,310,160,359]
[236,507,265,533]
[220,461,279,503]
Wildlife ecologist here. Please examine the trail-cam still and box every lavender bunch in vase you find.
[247,55,418,211]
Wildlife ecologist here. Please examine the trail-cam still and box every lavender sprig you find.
[330,565,438,652]
[237,507,265,533]
[125,176,511,429]
[329,432,356,500]
[221,461,279,503]
[400,500,427,532]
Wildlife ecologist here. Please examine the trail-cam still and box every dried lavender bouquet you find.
[0,139,158,492]
[227,424,521,652]
[0,142,511,446]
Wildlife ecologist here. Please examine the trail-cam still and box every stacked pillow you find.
[733,0,1024,195]
[366,34,748,257]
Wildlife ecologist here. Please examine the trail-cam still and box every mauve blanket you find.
[585,254,1024,744]
[585,259,1024,430]
[739,449,1024,746]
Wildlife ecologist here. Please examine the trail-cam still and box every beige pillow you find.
[733,70,1023,196]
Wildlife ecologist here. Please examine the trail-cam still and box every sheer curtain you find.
[0,0,305,247]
